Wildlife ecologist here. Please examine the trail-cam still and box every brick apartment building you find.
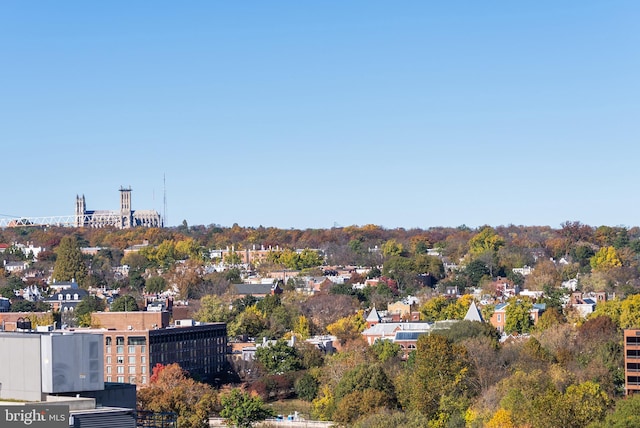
[624,329,640,395]
[89,311,227,386]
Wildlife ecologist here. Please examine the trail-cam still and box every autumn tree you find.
[52,235,87,286]
[326,311,366,345]
[590,246,623,272]
[397,334,476,422]
[137,363,218,428]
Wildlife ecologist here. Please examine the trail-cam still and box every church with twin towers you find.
[75,187,162,229]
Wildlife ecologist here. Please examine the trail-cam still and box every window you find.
[107,356,112,364]
[128,366,136,374]
[129,377,136,384]
[73,294,78,300]
[58,294,63,301]
[141,366,146,374]
[128,346,136,354]
[128,336,146,345]
[116,346,124,354]
[497,314,501,322]
[117,356,124,364]
[107,376,112,382]
[117,366,124,374]
[141,376,147,384]
[105,337,112,345]
[66,294,71,300]
[116,336,124,345]
[106,366,112,374]
[128,356,136,364]
[117,376,124,383]
[141,356,146,364]
[106,346,111,354]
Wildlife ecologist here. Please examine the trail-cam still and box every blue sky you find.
[1,2,638,229]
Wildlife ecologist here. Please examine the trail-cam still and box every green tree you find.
[595,392,640,427]
[145,276,167,294]
[505,299,534,334]
[255,340,302,374]
[219,388,274,428]
[52,236,87,285]
[295,372,319,401]
[397,334,475,421]
[370,339,402,363]
[75,295,106,318]
[194,295,233,323]
[111,295,139,312]
[335,363,396,402]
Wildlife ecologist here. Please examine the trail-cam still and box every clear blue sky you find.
[2,2,638,229]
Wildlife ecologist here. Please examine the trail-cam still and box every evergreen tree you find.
[52,236,87,285]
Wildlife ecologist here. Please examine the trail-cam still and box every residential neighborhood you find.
[0,221,640,427]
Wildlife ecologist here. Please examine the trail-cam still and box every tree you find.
[145,276,166,294]
[137,363,217,428]
[397,334,475,421]
[255,340,302,374]
[228,305,267,338]
[52,235,87,285]
[620,294,640,329]
[75,295,106,318]
[295,372,319,401]
[370,339,402,363]
[293,314,311,339]
[505,299,534,334]
[219,388,274,428]
[469,227,505,257]
[590,246,622,272]
[111,295,139,312]
[326,312,366,345]
[596,392,640,427]
[194,294,232,323]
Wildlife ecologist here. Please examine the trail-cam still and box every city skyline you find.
[2,2,638,230]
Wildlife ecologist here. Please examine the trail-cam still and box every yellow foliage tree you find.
[469,227,505,257]
[590,246,622,272]
[293,315,311,340]
[326,311,366,344]
[311,385,336,421]
[486,409,516,428]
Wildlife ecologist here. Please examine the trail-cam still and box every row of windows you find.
[106,376,147,384]
[105,336,148,346]
[106,365,147,374]
[107,355,146,364]
[106,345,147,355]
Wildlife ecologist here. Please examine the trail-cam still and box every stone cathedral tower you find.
[119,186,133,229]
[75,194,86,227]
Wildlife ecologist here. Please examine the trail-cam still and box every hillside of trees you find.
[4,220,640,426]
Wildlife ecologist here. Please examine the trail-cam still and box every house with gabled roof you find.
[464,301,484,322]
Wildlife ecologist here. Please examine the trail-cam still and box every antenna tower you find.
[163,174,167,227]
